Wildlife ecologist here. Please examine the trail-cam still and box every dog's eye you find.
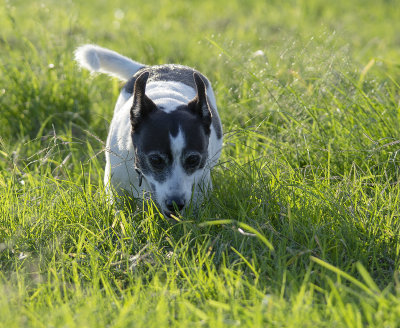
[148,155,165,169]
[185,154,200,168]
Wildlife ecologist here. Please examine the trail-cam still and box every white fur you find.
[75,44,223,214]
[146,81,195,113]
[74,44,144,81]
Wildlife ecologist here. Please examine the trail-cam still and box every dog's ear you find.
[188,73,212,133]
[131,71,157,132]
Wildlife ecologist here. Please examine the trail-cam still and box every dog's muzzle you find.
[164,195,185,218]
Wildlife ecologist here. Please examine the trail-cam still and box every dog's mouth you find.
[163,210,182,223]
[145,184,188,222]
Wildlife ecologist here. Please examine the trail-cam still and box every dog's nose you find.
[165,197,185,212]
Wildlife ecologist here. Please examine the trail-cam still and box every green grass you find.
[1,0,400,326]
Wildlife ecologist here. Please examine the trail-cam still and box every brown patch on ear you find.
[188,72,212,134]
[130,71,157,132]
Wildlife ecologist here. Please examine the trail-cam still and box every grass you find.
[1,0,400,326]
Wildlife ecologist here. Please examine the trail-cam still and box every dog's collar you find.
[134,167,143,187]
[134,149,144,187]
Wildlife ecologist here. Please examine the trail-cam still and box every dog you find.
[74,45,223,218]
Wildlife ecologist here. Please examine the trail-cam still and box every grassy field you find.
[1,0,400,326]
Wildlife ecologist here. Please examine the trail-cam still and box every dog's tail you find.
[74,44,145,81]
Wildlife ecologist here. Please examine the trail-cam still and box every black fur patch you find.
[132,109,210,183]
[130,71,158,132]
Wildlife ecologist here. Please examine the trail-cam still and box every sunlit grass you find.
[1,0,400,326]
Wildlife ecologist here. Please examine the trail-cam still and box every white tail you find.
[74,44,145,81]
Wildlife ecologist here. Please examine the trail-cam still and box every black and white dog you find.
[75,45,223,218]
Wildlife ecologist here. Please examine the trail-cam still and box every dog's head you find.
[130,71,212,218]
